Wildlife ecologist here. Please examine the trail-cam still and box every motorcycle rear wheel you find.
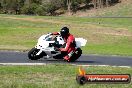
[69,48,82,62]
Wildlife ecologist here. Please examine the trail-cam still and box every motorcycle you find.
[28,33,87,62]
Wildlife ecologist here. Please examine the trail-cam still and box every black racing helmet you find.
[60,27,69,37]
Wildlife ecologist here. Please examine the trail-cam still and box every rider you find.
[51,27,76,62]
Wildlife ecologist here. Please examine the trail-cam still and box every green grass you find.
[0,14,132,56]
[0,65,131,88]
[101,2,132,17]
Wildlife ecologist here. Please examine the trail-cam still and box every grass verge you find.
[0,64,131,88]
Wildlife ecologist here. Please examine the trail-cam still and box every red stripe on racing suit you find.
[59,34,75,53]
[52,32,76,61]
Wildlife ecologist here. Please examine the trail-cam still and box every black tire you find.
[28,48,43,60]
[69,48,82,62]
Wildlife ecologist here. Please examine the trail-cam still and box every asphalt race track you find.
[0,51,132,66]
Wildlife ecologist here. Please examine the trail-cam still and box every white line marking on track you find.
[73,64,131,68]
[0,63,131,68]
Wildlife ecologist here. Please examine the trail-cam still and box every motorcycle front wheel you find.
[28,48,43,60]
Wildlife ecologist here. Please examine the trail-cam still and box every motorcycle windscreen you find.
[75,38,87,47]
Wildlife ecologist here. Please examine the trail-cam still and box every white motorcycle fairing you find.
[35,34,65,56]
